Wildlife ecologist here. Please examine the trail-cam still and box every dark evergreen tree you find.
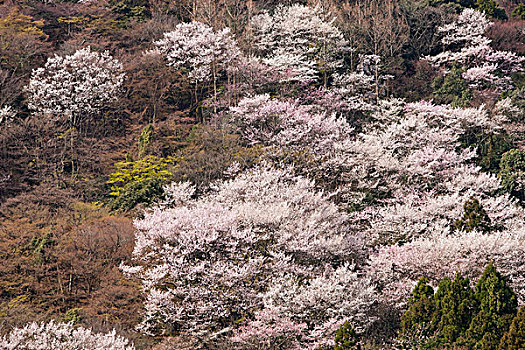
[334,321,361,350]
[499,308,525,350]
[432,64,472,107]
[463,262,518,349]
[430,274,478,347]
[452,197,492,234]
[475,0,508,20]
[399,278,436,347]
[499,149,525,202]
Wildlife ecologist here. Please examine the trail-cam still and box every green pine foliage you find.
[109,0,149,27]
[475,133,515,173]
[511,4,525,19]
[459,129,514,174]
[431,274,478,347]
[463,262,518,349]
[475,262,517,317]
[138,124,154,158]
[452,197,492,234]
[334,321,361,350]
[499,308,525,350]
[432,65,472,108]
[399,263,518,350]
[400,278,436,346]
[408,278,435,305]
[429,0,506,19]
[475,0,508,20]
[63,308,83,325]
[498,149,525,202]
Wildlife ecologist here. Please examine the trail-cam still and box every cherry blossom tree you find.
[425,9,524,92]
[0,321,134,350]
[233,264,376,349]
[335,100,525,309]
[153,21,241,113]
[250,4,348,85]
[122,166,370,345]
[26,47,124,127]
[229,94,352,154]
[368,226,525,307]
[0,105,15,127]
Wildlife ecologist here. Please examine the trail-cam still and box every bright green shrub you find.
[63,308,82,325]
[109,178,164,211]
[107,155,175,210]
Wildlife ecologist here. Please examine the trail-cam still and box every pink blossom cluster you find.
[123,166,370,346]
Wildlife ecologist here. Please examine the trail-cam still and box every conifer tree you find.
[432,64,472,107]
[431,274,478,347]
[452,197,492,234]
[499,149,525,202]
[463,262,518,349]
[475,0,507,20]
[399,278,436,346]
[334,321,361,350]
[499,308,525,350]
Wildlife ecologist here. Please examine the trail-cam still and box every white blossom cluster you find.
[250,4,348,82]
[153,21,240,83]
[0,105,16,127]
[0,321,134,350]
[122,166,372,347]
[26,47,124,122]
[426,8,525,91]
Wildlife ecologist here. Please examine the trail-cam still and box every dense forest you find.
[1,0,525,348]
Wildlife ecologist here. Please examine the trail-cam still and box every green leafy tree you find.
[109,0,149,27]
[499,308,525,350]
[334,321,361,350]
[452,197,492,234]
[107,155,175,210]
[498,149,525,202]
[475,0,508,20]
[432,65,472,108]
[463,262,518,349]
[511,4,525,19]
[109,178,164,211]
